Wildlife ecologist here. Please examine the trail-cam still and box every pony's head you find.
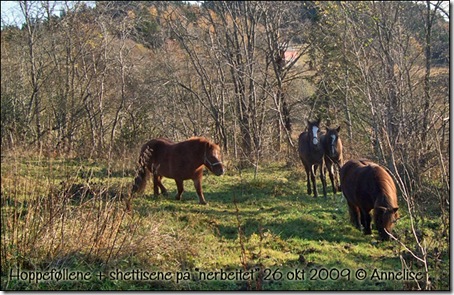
[324,126,341,158]
[375,206,399,241]
[204,141,224,176]
[373,166,399,241]
[307,118,322,149]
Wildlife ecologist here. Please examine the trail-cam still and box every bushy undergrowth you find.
[0,152,449,290]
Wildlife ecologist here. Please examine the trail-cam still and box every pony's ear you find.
[316,118,321,125]
[336,126,341,132]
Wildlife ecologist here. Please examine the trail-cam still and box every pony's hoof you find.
[199,201,208,205]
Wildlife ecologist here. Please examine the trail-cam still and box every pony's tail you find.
[131,145,153,195]
[131,165,150,195]
[127,145,153,211]
[124,147,150,211]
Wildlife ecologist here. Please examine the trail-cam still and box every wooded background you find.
[1,1,449,196]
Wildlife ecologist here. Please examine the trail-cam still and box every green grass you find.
[0,154,449,290]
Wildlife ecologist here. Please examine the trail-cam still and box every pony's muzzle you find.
[212,162,225,176]
[205,156,224,175]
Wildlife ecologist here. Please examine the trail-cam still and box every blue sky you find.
[0,1,202,27]
[1,1,22,27]
[1,1,96,27]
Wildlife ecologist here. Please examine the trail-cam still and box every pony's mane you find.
[372,165,398,208]
[188,136,207,142]
[188,136,216,147]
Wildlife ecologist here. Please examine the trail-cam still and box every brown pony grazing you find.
[339,159,399,241]
[129,137,224,208]
[298,119,327,198]
[321,126,343,194]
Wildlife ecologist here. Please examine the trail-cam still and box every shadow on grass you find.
[131,179,368,246]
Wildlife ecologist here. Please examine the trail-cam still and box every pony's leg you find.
[311,165,318,198]
[175,179,184,201]
[319,164,327,198]
[304,166,312,195]
[327,162,336,194]
[348,203,361,230]
[193,177,207,205]
[156,175,167,196]
[334,161,341,193]
[153,174,160,197]
[360,209,372,235]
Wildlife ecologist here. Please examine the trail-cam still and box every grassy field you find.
[0,152,449,291]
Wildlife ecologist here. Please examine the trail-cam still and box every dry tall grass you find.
[1,149,197,289]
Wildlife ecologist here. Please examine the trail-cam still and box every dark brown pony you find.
[339,159,399,241]
[321,126,343,194]
[128,137,224,209]
[298,119,327,198]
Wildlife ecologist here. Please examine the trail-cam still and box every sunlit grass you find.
[0,152,449,290]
